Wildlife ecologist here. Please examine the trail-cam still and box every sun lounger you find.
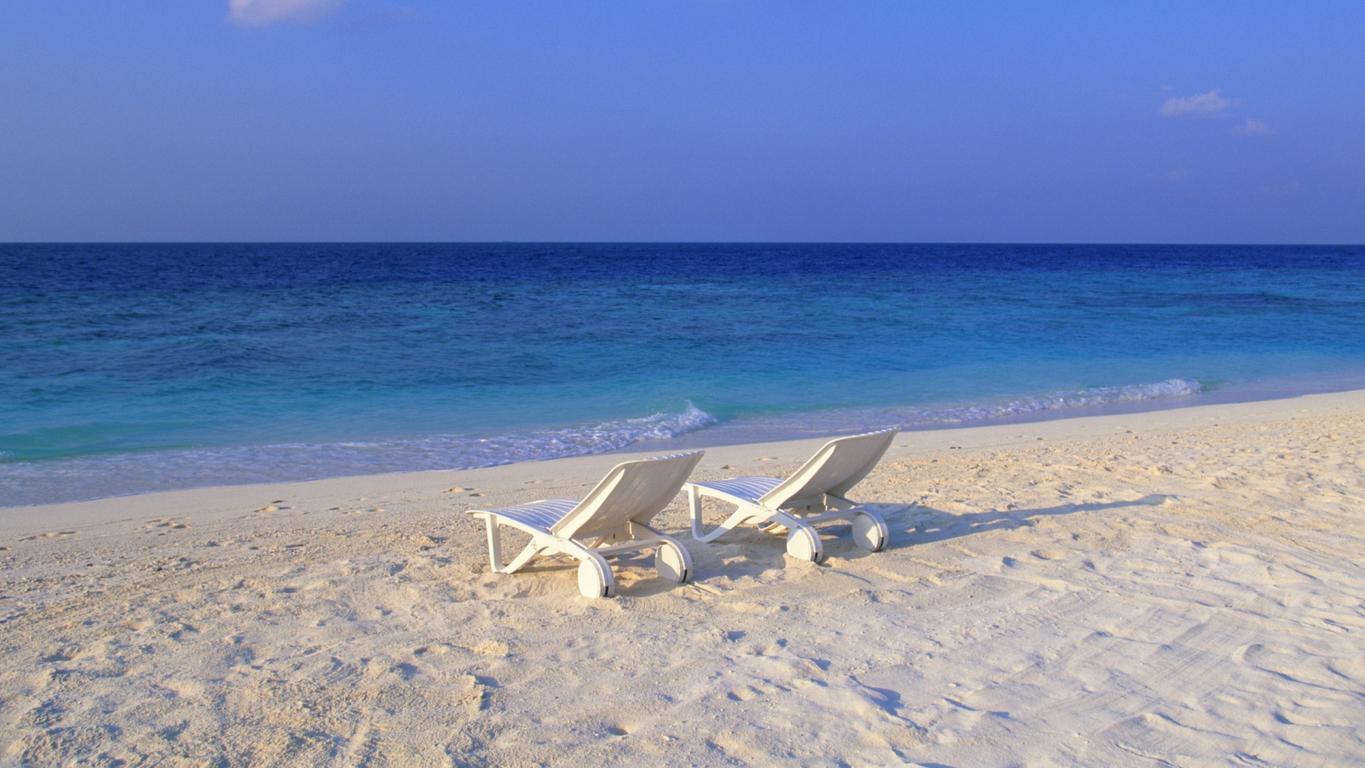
[469,451,704,597]
[684,429,897,562]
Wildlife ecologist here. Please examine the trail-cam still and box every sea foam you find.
[0,403,717,506]
[3,381,1205,507]
[908,378,1205,426]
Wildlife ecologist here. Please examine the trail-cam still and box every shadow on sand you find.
[693,493,1173,576]
[878,493,1173,548]
[488,494,1172,597]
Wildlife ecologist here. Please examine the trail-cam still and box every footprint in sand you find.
[458,673,494,712]
[727,686,766,702]
[223,635,255,667]
[168,622,199,642]
[471,640,510,657]
[38,646,78,664]
[20,531,77,541]
[444,487,483,496]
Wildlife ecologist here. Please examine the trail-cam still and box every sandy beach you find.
[7,1,1365,764]
[2,391,1363,766]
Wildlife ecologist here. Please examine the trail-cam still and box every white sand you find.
[2,392,1363,766]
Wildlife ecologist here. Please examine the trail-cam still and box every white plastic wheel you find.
[851,511,888,552]
[577,557,615,598]
[786,526,825,563]
[655,541,693,583]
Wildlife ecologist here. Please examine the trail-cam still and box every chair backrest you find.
[552,451,705,540]
[759,428,898,509]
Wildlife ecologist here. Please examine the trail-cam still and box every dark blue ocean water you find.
[3,243,1364,506]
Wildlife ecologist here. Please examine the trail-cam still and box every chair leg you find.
[690,495,767,543]
[501,541,545,574]
[482,517,546,574]
[482,516,503,572]
[687,485,705,539]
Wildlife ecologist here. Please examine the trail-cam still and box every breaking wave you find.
[0,403,716,507]
[659,378,1212,444]
[0,381,1211,507]
[903,378,1206,426]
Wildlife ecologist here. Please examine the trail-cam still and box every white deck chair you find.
[684,428,898,563]
[468,451,703,598]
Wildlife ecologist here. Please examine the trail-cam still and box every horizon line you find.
[3,240,1363,248]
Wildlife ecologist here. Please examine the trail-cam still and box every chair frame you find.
[469,451,703,597]
[685,429,897,563]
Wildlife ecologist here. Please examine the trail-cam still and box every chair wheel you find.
[786,526,825,563]
[577,557,615,598]
[656,540,693,583]
[851,510,888,552]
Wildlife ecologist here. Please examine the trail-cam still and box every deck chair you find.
[468,451,704,598]
[684,428,898,563]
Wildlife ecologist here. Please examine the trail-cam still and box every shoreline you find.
[10,375,1365,509]
[4,387,1362,531]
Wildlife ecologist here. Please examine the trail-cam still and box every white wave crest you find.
[441,402,717,466]
[908,378,1205,426]
[0,403,717,506]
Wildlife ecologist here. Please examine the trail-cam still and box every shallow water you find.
[3,242,1364,505]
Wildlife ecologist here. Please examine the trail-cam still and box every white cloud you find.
[1232,118,1273,136]
[1160,90,1237,118]
[228,0,341,26]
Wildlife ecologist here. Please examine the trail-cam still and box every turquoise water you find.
[3,243,1364,505]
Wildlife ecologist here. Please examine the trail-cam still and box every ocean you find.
[3,243,1364,506]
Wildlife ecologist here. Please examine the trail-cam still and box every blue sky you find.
[1,1,1362,243]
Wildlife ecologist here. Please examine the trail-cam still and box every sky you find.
[1,1,1363,243]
